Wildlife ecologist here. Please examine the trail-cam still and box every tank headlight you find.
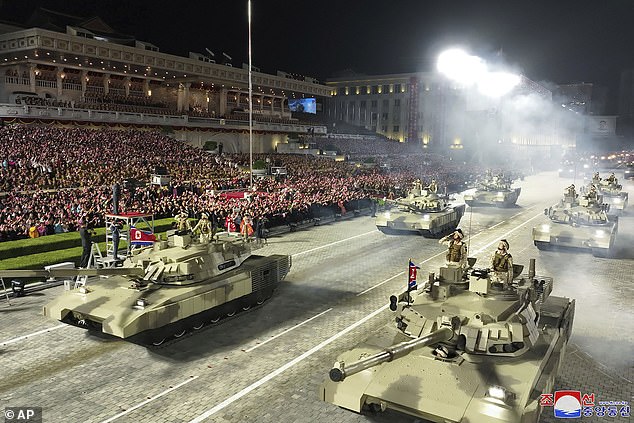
[583,164,589,168]
[540,224,551,232]
[613,198,621,204]
[487,385,515,404]
[384,212,391,219]
[594,230,606,237]
[134,298,148,309]
[497,192,504,197]
[423,214,430,220]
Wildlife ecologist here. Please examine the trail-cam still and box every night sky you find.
[3,0,634,90]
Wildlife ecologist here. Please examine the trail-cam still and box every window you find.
[382,113,388,120]
[394,84,402,93]
[394,99,400,106]
[381,125,388,132]
[360,100,366,108]
[371,100,377,108]
[371,85,379,94]
[383,84,389,93]
[382,99,389,108]
[393,125,400,132]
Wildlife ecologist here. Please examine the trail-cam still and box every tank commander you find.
[592,172,601,184]
[439,229,467,268]
[174,211,192,234]
[491,239,513,288]
[192,213,213,242]
[411,179,423,196]
[607,172,617,184]
[427,179,438,194]
[565,184,577,198]
[585,185,598,203]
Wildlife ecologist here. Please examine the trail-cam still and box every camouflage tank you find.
[592,175,628,213]
[321,259,575,423]
[0,231,291,346]
[463,173,521,208]
[532,189,618,257]
[376,183,466,237]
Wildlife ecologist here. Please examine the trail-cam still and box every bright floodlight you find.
[437,49,486,86]
[477,71,520,98]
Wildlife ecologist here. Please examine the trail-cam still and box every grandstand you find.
[0,8,332,153]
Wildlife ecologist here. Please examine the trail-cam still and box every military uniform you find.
[491,239,513,287]
[175,212,192,234]
[192,213,213,242]
[439,229,467,268]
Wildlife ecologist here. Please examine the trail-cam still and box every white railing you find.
[35,80,57,88]
[0,103,327,134]
[4,76,29,85]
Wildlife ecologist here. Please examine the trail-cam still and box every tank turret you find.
[533,188,618,257]
[321,258,575,422]
[376,184,465,237]
[1,231,291,346]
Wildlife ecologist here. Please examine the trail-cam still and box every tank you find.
[0,231,291,346]
[376,184,466,237]
[321,259,575,423]
[532,190,618,257]
[463,173,521,208]
[592,177,628,213]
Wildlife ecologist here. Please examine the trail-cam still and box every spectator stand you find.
[104,212,155,266]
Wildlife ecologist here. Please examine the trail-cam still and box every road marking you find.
[100,376,199,423]
[244,308,333,352]
[292,230,376,258]
[0,323,66,346]
[488,220,506,230]
[188,305,388,423]
[471,212,543,255]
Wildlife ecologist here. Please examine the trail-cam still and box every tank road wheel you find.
[174,329,187,338]
[210,315,221,324]
[151,337,166,346]
[226,309,237,317]
[192,321,204,330]
[242,304,251,311]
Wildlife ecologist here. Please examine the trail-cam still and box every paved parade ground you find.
[0,172,632,423]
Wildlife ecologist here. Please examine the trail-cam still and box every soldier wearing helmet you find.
[439,228,467,268]
[491,239,513,288]
[192,212,213,242]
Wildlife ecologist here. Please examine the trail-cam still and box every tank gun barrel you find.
[0,267,145,279]
[329,326,453,382]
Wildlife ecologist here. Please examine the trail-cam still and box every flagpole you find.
[248,0,253,190]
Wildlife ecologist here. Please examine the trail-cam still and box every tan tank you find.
[464,173,521,208]
[593,177,628,213]
[376,184,466,237]
[0,231,291,346]
[532,190,618,257]
[321,259,575,423]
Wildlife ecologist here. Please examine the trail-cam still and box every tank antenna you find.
[467,200,473,255]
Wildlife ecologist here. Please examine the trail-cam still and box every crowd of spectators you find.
[0,125,493,243]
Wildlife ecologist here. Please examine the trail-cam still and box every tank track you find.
[138,286,277,349]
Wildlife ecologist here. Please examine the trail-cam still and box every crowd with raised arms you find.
[0,125,490,242]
